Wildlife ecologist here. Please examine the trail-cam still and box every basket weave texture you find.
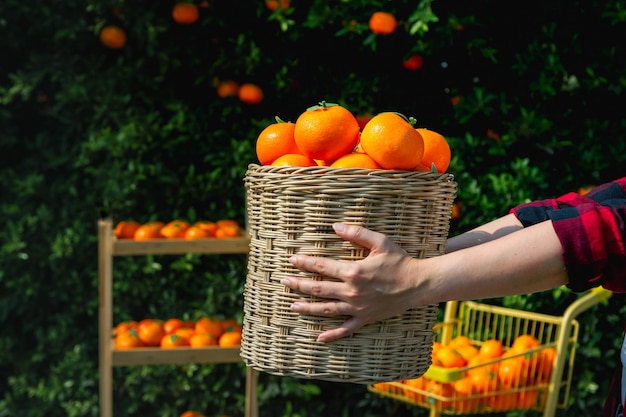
[241,164,457,384]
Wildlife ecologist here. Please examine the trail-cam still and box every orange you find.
[134,221,164,240]
[527,347,556,383]
[238,83,263,104]
[215,220,242,238]
[293,102,360,161]
[114,320,137,336]
[451,376,480,412]
[193,221,218,237]
[578,185,595,195]
[455,344,479,363]
[431,341,443,366]
[329,152,382,169]
[115,329,144,349]
[416,128,451,173]
[486,391,518,411]
[172,3,199,24]
[448,335,473,349]
[402,376,427,403]
[114,221,140,239]
[498,355,528,387]
[160,333,190,348]
[451,201,462,220]
[435,345,466,368]
[163,318,186,335]
[265,0,290,11]
[220,319,241,331]
[423,379,454,409]
[174,327,196,340]
[99,25,127,49]
[219,329,242,347]
[137,319,165,346]
[215,225,241,238]
[468,364,499,393]
[216,219,239,229]
[359,112,424,170]
[189,332,218,347]
[180,411,206,417]
[517,389,540,409]
[511,334,540,351]
[478,339,504,359]
[270,153,317,167]
[466,354,499,378]
[255,121,301,165]
[369,11,397,35]
[402,54,424,71]
[195,317,223,339]
[160,219,190,239]
[216,80,239,98]
[184,225,210,239]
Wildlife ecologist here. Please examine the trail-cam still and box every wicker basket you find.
[241,163,457,384]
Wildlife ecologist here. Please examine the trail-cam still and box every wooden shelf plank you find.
[112,236,250,256]
[111,346,242,366]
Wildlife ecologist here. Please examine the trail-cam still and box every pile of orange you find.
[114,219,244,240]
[377,334,556,413]
[255,101,451,173]
[114,316,243,349]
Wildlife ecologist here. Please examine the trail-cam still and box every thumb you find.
[332,223,387,250]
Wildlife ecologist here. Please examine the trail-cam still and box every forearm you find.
[446,213,524,253]
[417,219,569,304]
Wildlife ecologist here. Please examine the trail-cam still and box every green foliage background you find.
[1,0,625,416]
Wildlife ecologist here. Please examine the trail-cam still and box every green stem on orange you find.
[306,100,339,111]
[391,112,417,127]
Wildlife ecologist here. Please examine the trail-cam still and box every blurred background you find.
[1,0,625,416]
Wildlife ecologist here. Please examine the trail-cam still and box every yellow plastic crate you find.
[368,287,611,417]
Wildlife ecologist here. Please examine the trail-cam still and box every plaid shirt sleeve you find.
[509,177,626,293]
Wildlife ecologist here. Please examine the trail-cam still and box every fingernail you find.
[290,303,300,312]
[280,278,291,286]
[317,335,327,343]
[288,255,298,264]
[332,223,345,233]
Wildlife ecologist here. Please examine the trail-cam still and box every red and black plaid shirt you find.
[510,177,626,293]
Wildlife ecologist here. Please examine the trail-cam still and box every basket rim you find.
[245,163,456,181]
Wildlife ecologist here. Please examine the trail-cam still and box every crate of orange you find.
[368,287,612,416]
[241,101,457,384]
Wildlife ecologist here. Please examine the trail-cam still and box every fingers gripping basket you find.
[241,164,457,384]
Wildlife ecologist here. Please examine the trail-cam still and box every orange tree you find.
[1,0,625,416]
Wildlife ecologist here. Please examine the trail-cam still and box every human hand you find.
[281,223,419,343]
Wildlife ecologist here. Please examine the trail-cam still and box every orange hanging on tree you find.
[99,25,127,49]
[172,3,199,24]
[238,83,263,104]
[369,11,397,35]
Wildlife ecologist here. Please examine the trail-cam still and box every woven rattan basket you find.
[241,163,457,384]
